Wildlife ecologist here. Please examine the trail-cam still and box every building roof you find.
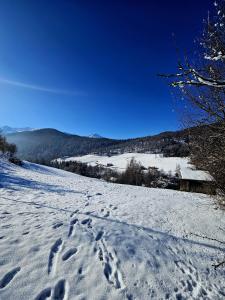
[180,167,214,182]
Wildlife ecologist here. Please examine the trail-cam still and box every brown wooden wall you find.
[180,179,216,195]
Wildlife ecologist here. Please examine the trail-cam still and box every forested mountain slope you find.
[6,127,195,162]
[6,129,120,162]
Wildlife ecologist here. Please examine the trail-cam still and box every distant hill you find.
[98,129,192,157]
[6,127,193,162]
[6,128,121,162]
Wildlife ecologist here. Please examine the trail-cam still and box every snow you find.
[180,168,214,182]
[56,153,213,180]
[0,159,225,299]
[88,134,103,139]
[56,153,190,174]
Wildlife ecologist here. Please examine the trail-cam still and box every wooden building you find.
[179,168,216,195]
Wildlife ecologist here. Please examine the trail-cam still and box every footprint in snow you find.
[62,248,77,261]
[68,218,78,237]
[52,222,63,229]
[95,231,104,241]
[52,279,68,300]
[34,287,51,300]
[81,218,92,226]
[0,267,21,289]
[48,238,63,275]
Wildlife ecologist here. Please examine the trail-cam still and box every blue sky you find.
[0,0,212,138]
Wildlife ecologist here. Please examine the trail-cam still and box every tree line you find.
[0,133,21,165]
[51,158,179,190]
[0,134,17,157]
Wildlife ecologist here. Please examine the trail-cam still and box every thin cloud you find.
[0,77,86,96]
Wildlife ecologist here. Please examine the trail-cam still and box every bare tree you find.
[161,0,225,193]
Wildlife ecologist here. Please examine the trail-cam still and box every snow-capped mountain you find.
[88,133,103,138]
[0,126,34,135]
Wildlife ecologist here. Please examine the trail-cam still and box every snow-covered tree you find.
[162,0,225,193]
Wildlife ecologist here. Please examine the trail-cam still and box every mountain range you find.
[1,126,105,139]
[0,126,35,135]
[5,127,192,162]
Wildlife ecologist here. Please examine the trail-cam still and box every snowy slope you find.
[0,159,225,299]
[56,153,190,174]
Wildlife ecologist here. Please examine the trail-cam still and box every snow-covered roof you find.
[180,167,214,182]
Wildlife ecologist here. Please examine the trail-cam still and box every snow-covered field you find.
[56,153,190,174]
[0,159,225,299]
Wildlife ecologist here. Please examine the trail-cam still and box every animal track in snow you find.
[98,240,125,290]
[52,279,68,300]
[173,260,209,299]
[0,266,21,289]
[62,248,77,261]
[70,209,79,218]
[68,218,78,237]
[104,211,110,218]
[34,287,51,300]
[101,205,117,218]
[48,238,63,275]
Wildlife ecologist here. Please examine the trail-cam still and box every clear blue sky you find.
[0,0,212,138]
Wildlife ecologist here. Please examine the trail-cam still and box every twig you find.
[219,227,225,234]
[190,232,225,270]
[212,260,225,269]
[190,232,225,245]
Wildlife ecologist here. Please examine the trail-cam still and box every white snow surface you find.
[0,159,225,300]
[56,153,213,181]
[57,153,190,174]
